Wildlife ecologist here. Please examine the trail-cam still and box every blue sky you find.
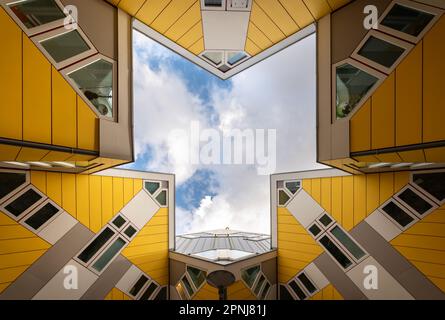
[126,30,324,235]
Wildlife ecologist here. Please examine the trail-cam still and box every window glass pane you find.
[254,275,265,295]
[260,282,270,300]
[205,0,223,7]
[288,281,306,300]
[24,202,59,230]
[309,224,322,237]
[154,287,167,300]
[297,273,317,294]
[382,4,434,37]
[40,30,90,63]
[398,188,433,216]
[285,181,300,194]
[155,190,167,206]
[139,283,158,300]
[413,172,445,202]
[68,59,113,118]
[319,214,333,227]
[278,190,290,205]
[241,266,260,288]
[336,64,378,119]
[92,237,126,272]
[129,275,149,297]
[381,201,414,227]
[9,0,65,29]
[358,36,405,68]
[176,282,187,300]
[319,235,353,269]
[279,285,294,300]
[5,189,42,217]
[112,215,126,228]
[330,226,366,260]
[203,52,223,65]
[187,266,206,289]
[124,225,137,238]
[78,227,115,263]
[181,276,194,296]
[145,181,160,195]
[227,52,247,66]
[0,172,27,200]
[218,64,230,73]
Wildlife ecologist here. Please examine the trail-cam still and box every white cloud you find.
[131,31,326,236]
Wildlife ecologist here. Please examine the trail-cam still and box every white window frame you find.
[308,221,324,240]
[88,235,128,276]
[317,212,335,230]
[252,272,267,297]
[110,213,130,232]
[137,280,160,300]
[0,0,68,37]
[258,279,271,300]
[20,198,63,233]
[377,198,419,231]
[178,273,196,299]
[332,58,386,122]
[283,179,302,195]
[293,271,320,297]
[394,184,439,219]
[317,233,356,272]
[127,273,151,299]
[351,29,414,75]
[286,279,308,300]
[0,184,46,221]
[186,264,207,293]
[31,23,97,70]
[122,223,139,241]
[62,53,117,122]
[240,264,261,290]
[175,279,190,300]
[277,188,292,207]
[200,0,227,11]
[0,169,30,204]
[327,224,368,264]
[154,188,168,208]
[74,225,119,268]
[377,0,444,44]
[226,0,252,12]
[410,169,445,206]
[199,50,250,69]
[143,180,162,196]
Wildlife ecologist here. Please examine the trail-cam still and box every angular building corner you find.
[0,0,444,301]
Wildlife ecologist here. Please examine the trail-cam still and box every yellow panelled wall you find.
[30,171,143,233]
[192,283,219,300]
[192,280,257,300]
[29,170,169,288]
[302,172,410,231]
[0,7,99,158]
[105,287,132,300]
[227,281,257,300]
[110,0,204,55]
[0,212,51,294]
[310,284,343,300]
[391,206,445,292]
[277,207,323,283]
[350,15,445,155]
[108,0,352,57]
[246,0,351,55]
[122,207,169,286]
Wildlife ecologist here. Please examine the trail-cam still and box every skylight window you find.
[335,61,383,119]
[7,0,66,30]
[67,57,114,119]
[195,249,253,263]
[227,52,247,66]
[381,3,434,37]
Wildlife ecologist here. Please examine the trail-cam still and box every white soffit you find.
[202,11,250,50]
